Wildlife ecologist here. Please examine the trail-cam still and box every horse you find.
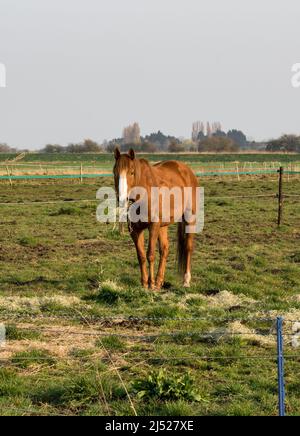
[113,148,199,290]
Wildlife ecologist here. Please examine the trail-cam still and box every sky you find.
[0,0,300,149]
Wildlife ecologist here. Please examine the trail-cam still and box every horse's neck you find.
[135,159,155,188]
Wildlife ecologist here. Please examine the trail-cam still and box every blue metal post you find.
[277,317,286,417]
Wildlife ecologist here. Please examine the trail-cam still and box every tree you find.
[0,143,16,153]
[192,121,205,141]
[206,122,212,137]
[144,131,179,151]
[213,130,227,138]
[123,122,141,145]
[266,134,300,152]
[65,139,102,153]
[82,139,103,152]
[168,140,186,153]
[198,137,240,152]
[42,144,64,153]
[227,130,247,148]
[140,142,158,153]
[106,142,120,153]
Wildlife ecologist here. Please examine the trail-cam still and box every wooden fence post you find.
[6,166,12,187]
[236,162,240,181]
[80,164,83,184]
[278,167,284,227]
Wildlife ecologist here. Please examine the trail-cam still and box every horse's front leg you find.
[147,224,160,290]
[156,227,169,290]
[131,228,148,289]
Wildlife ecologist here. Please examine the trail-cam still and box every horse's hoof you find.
[155,281,163,291]
[183,273,191,288]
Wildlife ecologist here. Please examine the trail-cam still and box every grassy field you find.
[0,175,300,416]
[1,153,300,178]
[1,152,300,164]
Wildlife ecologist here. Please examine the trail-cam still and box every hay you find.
[0,295,85,312]
[203,290,256,309]
[0,323,103,359]
[208,321,274,347]
[99,280,123,292]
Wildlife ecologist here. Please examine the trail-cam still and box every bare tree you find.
[192,121,205,141]
[123,122,141,145]
[206,122,212,137]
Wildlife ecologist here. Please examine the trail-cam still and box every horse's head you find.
[113,147,137,205]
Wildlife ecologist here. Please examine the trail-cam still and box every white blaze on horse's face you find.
[119,172,128,205]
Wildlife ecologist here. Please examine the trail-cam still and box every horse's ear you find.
[128,148,135,160]
[114,147,121,161]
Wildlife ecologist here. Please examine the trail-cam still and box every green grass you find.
[1,152,300,164]
[11,350,56,369]
[5,325,41,341]
[0,173,299,416]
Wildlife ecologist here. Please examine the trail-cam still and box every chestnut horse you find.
[113,148,199,290]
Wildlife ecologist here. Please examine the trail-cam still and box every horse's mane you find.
[115,154,153,186]
[135,158,151,185]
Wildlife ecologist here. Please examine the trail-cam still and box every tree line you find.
[266,135,300,153]
[2,124,299,154]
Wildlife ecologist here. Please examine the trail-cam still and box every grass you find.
[1,153,299,179]
[5,325,41,341]
[1,152,300,164]
[0,172,299,416]
[11,350,56,369]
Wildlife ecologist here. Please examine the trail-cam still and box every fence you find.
[1,161,300,182]
[0,313,298,416]
[0,168,299,415]
[0,167,299,228]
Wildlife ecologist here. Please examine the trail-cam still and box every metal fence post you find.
[277,167,284,226]
[277,317,286,417]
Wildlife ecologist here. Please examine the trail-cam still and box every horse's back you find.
[153,160,198,186]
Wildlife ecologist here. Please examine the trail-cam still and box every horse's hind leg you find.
[184,233,194,288]
[131,228,148,289]
[156,227,169,290]
[147,223,160,290]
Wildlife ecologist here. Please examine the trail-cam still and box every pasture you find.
[1,152,300,180]
[0,165,300,416]
[1,152,300,164]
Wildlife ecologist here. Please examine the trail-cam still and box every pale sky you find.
[0,0,300,149]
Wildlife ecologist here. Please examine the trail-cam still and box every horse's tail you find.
[177,221,187,277]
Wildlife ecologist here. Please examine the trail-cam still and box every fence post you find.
[236,162,240,181]
[80,164,83,184]
[6,165,12,187]
[276,317,286,417]
[277,167,284,227]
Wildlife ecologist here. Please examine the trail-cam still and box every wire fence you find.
[0,193,299,207]
[0,314,299,416]
[0,167,299,415]
[0,170,300,182]
[0,161,300,182]
[0,167,298,230]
